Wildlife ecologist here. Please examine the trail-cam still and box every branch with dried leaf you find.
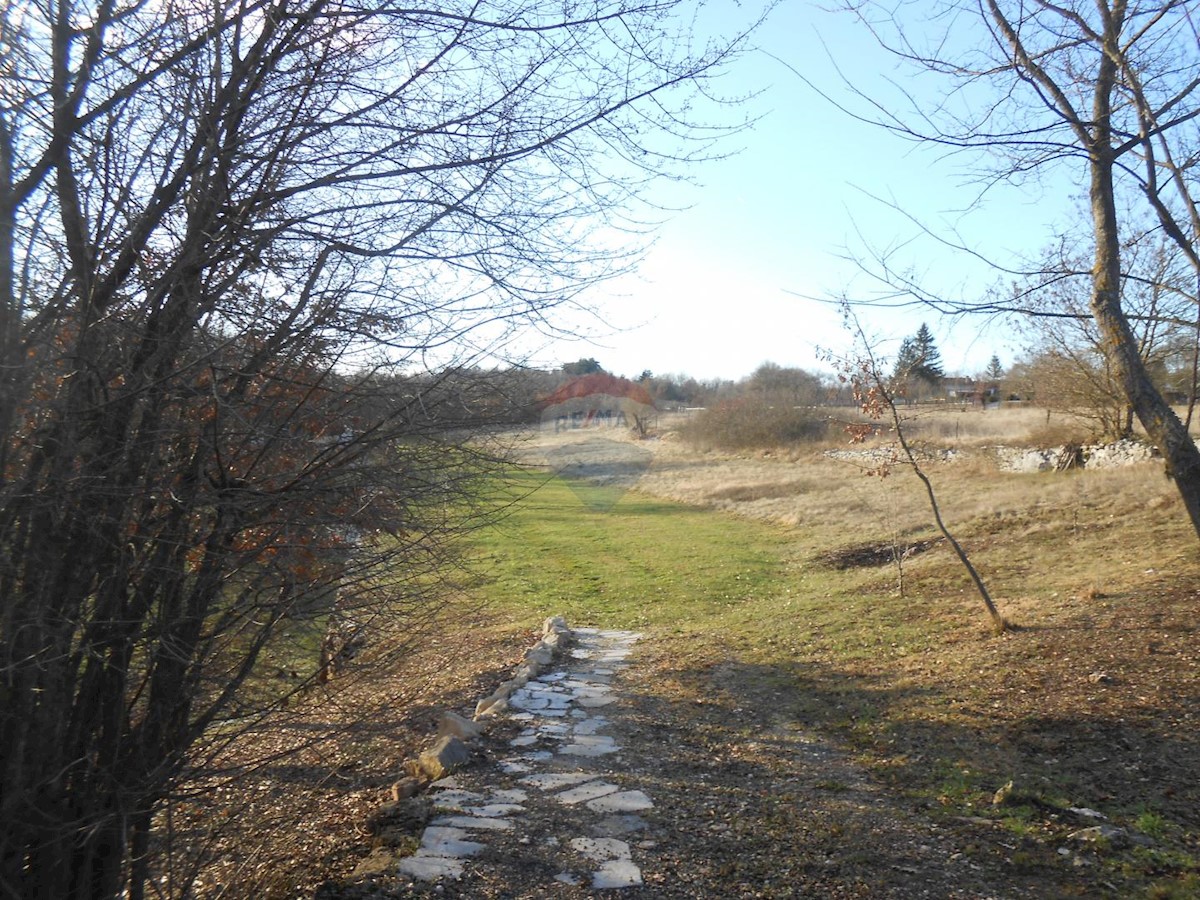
[826,309,1009,635]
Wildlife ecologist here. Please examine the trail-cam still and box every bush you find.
[681,398,828,450]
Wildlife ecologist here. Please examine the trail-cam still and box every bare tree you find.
[1011,226,1195,440]
[0,1,754,897]
[831,314,1008,634]
[826,1,1200,537]
[746,361,826,405]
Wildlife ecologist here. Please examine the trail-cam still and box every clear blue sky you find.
[524,1,1083,382]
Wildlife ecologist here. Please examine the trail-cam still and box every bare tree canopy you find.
[0,1,754,897]
[825,0,1200,537]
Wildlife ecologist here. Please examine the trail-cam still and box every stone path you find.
[399,628,650,889]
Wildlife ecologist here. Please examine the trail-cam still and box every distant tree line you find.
[431,314,1200,447]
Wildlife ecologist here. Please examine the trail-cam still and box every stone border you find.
[474,615,573,719]
[351,617,576,877]
[406,616,575,781]
[824,438,1159,473]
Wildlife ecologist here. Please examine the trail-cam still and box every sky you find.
[519,0,1086,383]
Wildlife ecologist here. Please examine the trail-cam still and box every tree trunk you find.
[1089,11,1200,538]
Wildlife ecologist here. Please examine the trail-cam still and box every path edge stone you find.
[354,616,576,877]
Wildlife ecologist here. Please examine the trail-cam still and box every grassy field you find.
[473,469,792,632]
[182,407,1200,898]
[467,417,1200,897]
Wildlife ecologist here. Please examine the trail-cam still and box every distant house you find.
[942,377,982,403]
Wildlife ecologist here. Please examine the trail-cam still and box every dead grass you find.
[668,401,1200,449]
[705,479,813,502]
[627,432,1180,552]
[160,606,535,899]
[859,404,1069,446]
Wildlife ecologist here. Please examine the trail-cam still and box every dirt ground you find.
[239,625,1156,900]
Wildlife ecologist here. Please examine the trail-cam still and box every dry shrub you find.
[681,398,828,451]
[1026,419,1099,447]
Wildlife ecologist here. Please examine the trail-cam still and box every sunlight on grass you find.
[467,465,975,681]
[471,469,792,633]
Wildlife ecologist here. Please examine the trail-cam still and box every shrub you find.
[681,398,828,450]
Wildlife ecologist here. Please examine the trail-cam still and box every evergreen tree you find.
[893,324,944,385]
[563,358,604,376]
[912,323,945,382]
[892,336,921,382]
[983,354,1005,402]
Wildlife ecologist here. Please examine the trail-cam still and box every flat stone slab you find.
[554,780,620,805]
[570,837,631,862]
[520,772,597,791]
[431,815,515,831]
[594,859,643,889]
[571,716,608,735]
[575,694,617,708]
[431,789,485,809]
[563,677,603,689]
[593,814,648,836]
[560,734,619,756]
[491,789,528,803]
[465,803,526,817]
[586,790,654,814]
[398,855,465,881]
[509,692,550,710]
[419,826,486,858]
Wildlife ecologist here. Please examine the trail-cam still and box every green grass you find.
[1135,810,1171,840]
[469,467,961,661]
[471,469,794,634]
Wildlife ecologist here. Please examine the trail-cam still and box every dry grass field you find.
[525,405,1189,542]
